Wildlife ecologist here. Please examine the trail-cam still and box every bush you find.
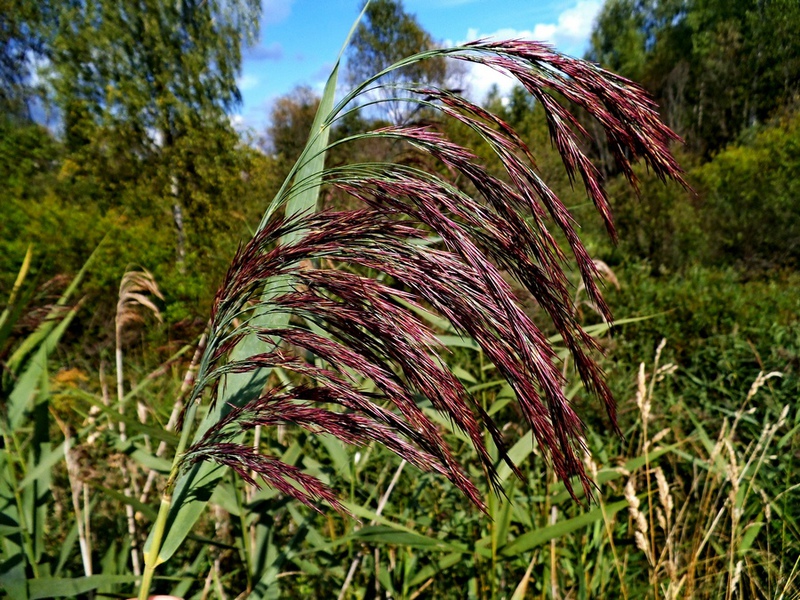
[601,108,800,273]
[694,108,800,269]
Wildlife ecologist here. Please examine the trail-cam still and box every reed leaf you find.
[139,7,368,583]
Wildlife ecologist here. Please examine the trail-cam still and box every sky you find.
[234,0,604,132]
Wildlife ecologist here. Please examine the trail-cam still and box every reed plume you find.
[138,34,686,600]
[185,39,685,506]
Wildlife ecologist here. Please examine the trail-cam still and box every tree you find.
[586,0,693,141]
[50,0,260,136]
[587,0,800,154]
[695,108,800,269]
[47,0,261,267]
[264,86,321,167]
[0,0,268,327]
[346,0,454,124]
[587,0,649,84]
[0,0,51,118]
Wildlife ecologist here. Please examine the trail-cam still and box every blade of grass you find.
[501,498,630,556]
[140,10,369,581]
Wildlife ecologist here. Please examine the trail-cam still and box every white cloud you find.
[460,63,516,105]
[459,0,601,50]
[229,114,245,129]
[237,74,260,91]
[452,0,603,103]
[262,0,295,26]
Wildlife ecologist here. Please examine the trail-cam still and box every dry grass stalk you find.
[116,269,164,439]
[60,425,93,578]
[337,460,408,600]
[114,269,164,577]
[625,341,687,598]
[625,477,654,566]
[139,330,208,505]
[587,452,630,599]
[626,347,791,600]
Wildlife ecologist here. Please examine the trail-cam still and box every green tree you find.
[0,0,269,328]
[0,0,52,118]
[346,0,453,123]
[264,86,321,168]
[0,117,61,289]
[47,0,261,267]
[50,0,259,136]
[587,0,800,154]
[587,0,649,83]
[695,109,800,269]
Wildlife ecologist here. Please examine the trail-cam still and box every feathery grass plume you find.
[186,40,684,506]
[195,44,686,502]
[138,22,686,599]
[114,269,163,577]
[115,270,164,332]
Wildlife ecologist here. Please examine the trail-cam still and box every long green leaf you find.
[143,7,373,569]
[352,525,452,548]
[28,370,51,566]
[16,443,64,491]
[408,552,463,588]
[342,501,482,557]
[6,305,79,431]
[7,240,104,374]
[75,392,180,445]
[90,484,158,521]
[500,499,629,555]
[114,439,172,472]
[0,246,33,348]
[546,315,658,345]
[28,575,139,599]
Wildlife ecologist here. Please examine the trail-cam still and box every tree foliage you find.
[0,0,52,117]
[587,0,800,154]
[346,0,452,123]
[0,0,268,328]
[264,85,321,169]
[50,0,260,138]
[694,109,800,268]
[585,0,800,272]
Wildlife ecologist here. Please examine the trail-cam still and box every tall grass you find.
[1,245,796,598]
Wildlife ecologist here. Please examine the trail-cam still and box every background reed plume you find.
[136,21,685,599]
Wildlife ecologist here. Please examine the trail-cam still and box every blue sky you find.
[234,0,603,132]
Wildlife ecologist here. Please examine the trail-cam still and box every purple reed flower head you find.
[185,38,686,512]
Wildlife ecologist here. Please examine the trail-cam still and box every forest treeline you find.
[585,0,800,270]
[1,0,799,339]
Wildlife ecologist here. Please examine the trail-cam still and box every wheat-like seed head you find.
[635,362,650,424]
[116,269,164,332]
[625,477,654,565]
[655,466,674,519]
[746,370,783,402]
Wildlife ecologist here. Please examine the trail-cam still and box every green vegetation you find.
[1,0,798,598]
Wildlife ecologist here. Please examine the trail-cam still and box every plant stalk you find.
[138,397,200,600]
[139,493,173,600]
